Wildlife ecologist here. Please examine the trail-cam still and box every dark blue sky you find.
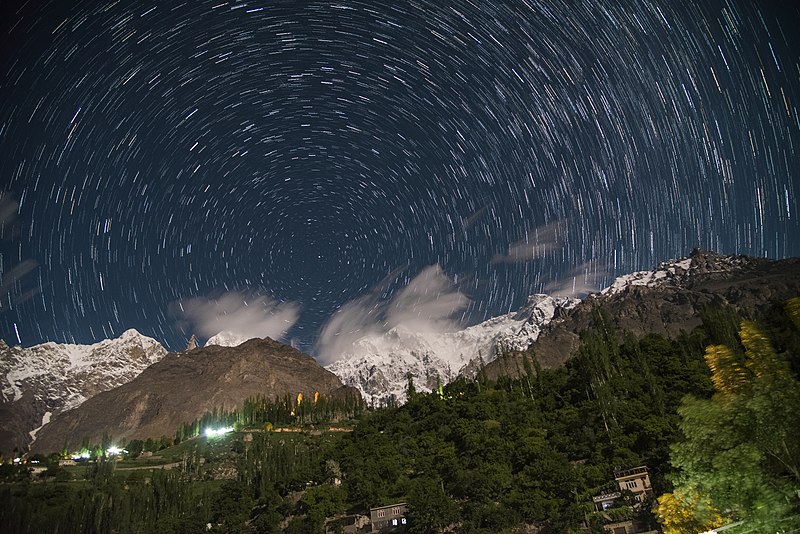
[1,0,799,355]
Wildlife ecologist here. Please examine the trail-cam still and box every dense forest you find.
[1,299,799,533]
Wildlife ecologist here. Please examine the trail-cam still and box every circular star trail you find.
[1,0,799,353]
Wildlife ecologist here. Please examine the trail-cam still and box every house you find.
[613,466,654,505]
[591,466,659,534]
[369,503,408,533]
[30,465,47,475]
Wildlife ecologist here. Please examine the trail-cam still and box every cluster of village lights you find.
[204,426,234,438]
[63,427,233,462]
[69,446,127,461]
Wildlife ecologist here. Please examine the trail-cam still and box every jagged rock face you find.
[0,329,167,453]
[327,295,579,404]
[31,337,356,453]
[485,250,800,379]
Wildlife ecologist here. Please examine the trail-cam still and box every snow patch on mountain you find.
[327,295,578,404]
[599,250,757,297]
[600,258,692,295]
[206,330,251,347]
[29,411,51,442]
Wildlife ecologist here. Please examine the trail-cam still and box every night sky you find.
[1,0,798,357]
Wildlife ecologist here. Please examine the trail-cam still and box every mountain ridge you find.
[30,337,357,453]
[8,249,800,453]
[485,249,800,378]
[0,329,167,453]
[326,294,579,404]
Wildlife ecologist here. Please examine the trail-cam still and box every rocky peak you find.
[0,330,168,453]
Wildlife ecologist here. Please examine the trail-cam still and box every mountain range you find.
[326,294,579,404]
[3,249,799,455]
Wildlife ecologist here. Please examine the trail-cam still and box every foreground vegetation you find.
[2,300,799,533]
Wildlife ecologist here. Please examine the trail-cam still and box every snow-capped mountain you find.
[206,330,250,347]
[326,295,578,404]
[600,258,693,295]
[0,329,167,452]
[483,249,800,380]
[599,249,763,297]
[325,250,800,405]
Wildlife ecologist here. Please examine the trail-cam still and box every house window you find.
[392,507,400,515]
[377,510,386,518]
[625,480,637,490]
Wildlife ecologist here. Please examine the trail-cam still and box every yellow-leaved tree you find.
[657,300,800,533]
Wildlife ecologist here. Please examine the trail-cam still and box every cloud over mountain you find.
[173,292,300,343]
[315,265,469,364]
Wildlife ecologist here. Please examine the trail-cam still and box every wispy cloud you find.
[0,194,39,313]
[315,265,469,364]
[543,261,609,297]
[462,207,487,230]
[0,195,19,230]
[172,291,300,342]
[491,219,567,264]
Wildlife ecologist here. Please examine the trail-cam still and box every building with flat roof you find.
[613,466,653,505]
[369,503,408,533]
[591,466,659,534]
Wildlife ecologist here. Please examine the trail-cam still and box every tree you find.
[655,490,723,534]
[659,319,800,532]
[406,477,459,534]
[406,373,417,400]
[210,480,253,532]
[298,485,347,532]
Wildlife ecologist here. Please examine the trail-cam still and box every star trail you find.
[1,0,798,355]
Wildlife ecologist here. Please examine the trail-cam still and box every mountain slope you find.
[31,337,357,453]
[0,329,167,453]
[485,249,800,379]
[327,295,578,404]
